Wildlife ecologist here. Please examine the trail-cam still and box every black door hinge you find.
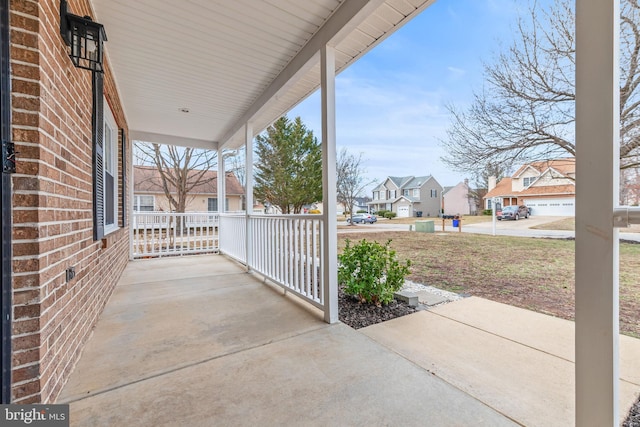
[2,140,15,174]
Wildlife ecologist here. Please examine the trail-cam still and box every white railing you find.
[218,214,247,263]
[246,215,324,309]
[131,212,219,258]
[132,211,326,311]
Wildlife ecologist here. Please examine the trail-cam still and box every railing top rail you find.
[245,213,324,219]
[132,211,220,215]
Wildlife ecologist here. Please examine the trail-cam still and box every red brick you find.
[13,333,40,352]
[12,318,40,336]
[14,304,41,320]
[13,348,40,367]
[12,379,41,401]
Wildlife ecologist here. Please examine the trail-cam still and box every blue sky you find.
[289,0,533,190]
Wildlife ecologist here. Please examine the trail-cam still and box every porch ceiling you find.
[90,0,435,150]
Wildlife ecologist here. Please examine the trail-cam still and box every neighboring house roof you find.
[388,176,413,188]
[512,158,575,178]
[443,186,455,195]
[518,184,576,196]
[485,178,516,199]
[134,165,245,195]
[404,176,433,188]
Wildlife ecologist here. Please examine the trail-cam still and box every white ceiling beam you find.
[218,0,386,148]
[130,131,218,150]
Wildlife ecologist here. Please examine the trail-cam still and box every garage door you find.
[525,198,575,216]
[397,206,410,218]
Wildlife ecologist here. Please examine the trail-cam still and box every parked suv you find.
[497,205,529,220]
[346,214,377,224]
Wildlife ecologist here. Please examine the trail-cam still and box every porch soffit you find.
[90,0,435,149]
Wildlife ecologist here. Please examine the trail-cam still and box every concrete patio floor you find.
[57,254,640,426]
[57,255,516,426]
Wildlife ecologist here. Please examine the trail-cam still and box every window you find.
[208,198,229,212]
[430,189,438,198]
[522,176,536,187]
[413,189,419,197]
[103,98,118,234]
[133,195,155,212]
[488,200,492,209]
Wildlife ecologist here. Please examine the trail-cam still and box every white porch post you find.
[321,44,338,324]
[575,0,620,425]
[217,148,225,254]
[218,148,226,213]
[245,123,254,270]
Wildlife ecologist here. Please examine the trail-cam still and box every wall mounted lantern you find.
[60,0,107,73]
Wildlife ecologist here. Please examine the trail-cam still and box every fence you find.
[131,212,219,258]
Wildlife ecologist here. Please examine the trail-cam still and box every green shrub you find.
[384,211,397,219]
[376,209,389,217]
[357,210,367,213]
[482,209,493,216]
[338,239,411,306]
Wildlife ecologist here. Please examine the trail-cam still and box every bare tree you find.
[467,162,509,213]
[226,148,246,190]
[336,148,374,224]
[441,0,640,174]
[134,142,219,213]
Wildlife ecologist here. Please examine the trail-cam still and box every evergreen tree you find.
[254,116,322,214]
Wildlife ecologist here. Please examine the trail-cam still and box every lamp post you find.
[492,197,500,236]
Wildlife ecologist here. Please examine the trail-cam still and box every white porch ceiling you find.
[91,0,435,150]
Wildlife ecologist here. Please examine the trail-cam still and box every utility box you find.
[415,220,434,233]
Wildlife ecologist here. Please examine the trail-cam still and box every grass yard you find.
[337,231,640,337]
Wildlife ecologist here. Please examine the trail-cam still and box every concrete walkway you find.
[57,255,515,426]
[362,297,640,427]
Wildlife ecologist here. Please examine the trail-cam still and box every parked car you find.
[497,205,529,220]
[346,214,377,224]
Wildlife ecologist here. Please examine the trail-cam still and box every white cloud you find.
[447,66,466,80]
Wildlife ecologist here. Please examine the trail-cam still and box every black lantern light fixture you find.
[60,0,107,73]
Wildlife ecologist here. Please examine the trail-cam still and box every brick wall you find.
[10,0,130,403]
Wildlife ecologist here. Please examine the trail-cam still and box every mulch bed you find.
[338,285,417,329]
[625,399,640,427]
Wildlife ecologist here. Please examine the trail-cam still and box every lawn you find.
[337,231,640,337]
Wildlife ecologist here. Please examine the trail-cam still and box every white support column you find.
[217,148,225,254]
[321,44,338,324]
[575,1,620,425]
[245,123,254,271]
[218,149,226,213]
